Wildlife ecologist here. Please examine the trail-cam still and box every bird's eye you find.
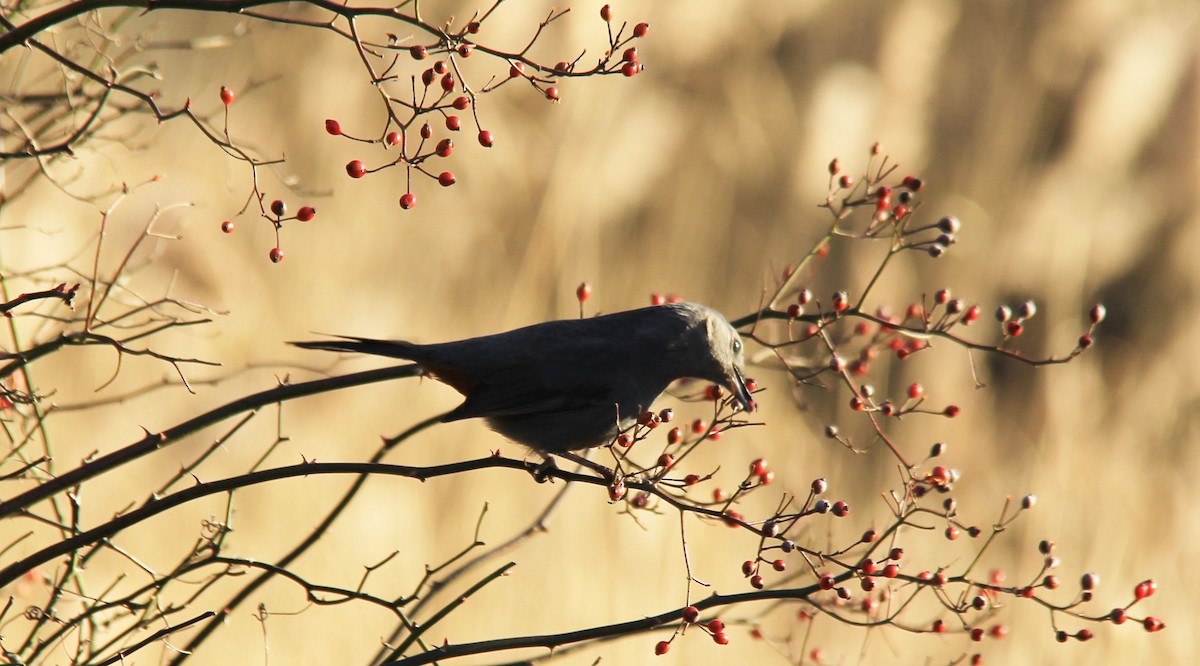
[732,339,742,354]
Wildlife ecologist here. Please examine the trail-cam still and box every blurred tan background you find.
[2,0,1197,663]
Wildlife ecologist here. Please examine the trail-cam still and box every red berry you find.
[943,405,960,418]
[346,160,366,178]
[410,45,427,60]
[436,138,453,157]
[467,21,480,33]
[438,171,456,187]
[991,624,1009,639]
[832,290,849,311]
[712,631,729,645]
[883,564,899,578]
[452,96,470,110]
[268,247,283,263]
[325,119,342,135]
[963,305,981,323]
[831,500,849,517]
[667,427,682,445]
[683,474,699,485]
[838,174,854,188]
[621,61,640,77]
[682,606,700,623]
[1089,304,1107,324]
[1006,320,1024,336]
[399,193,416,209]
[445,115,462,131]
[616,433,633,447]
[478,130,494,147]
[1143,617,1165,632]
[600,4,612,20]
[270,199,286,217]
[657,453,674,469]
[1081,573,1099,590]
[933,619,946,633]
[750,458,768,476]
[786,303,801,318]
[386,131,401,146]
[440,73,455,92]
[219,86,234,106]
[928,465,951,485]
[654,641,669,656]
[576,282,592,303]
[901,175,923,191]
[691,419,706,434]
[296,206,316,222]
[633,22,649,38]
[433,60,447,74]
[545,86,559,101]
[1134,579,1157,600]
[457,43,473,57]
[707,619,725,633]
[650,293,666,305]
[908,383,923,399]
[623,47,638,63]
[420,123,433,139]
[220,220,234,233]
[421,68,435,86]
[509,61,525,78]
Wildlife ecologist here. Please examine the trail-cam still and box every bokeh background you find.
[2,0,1197,663]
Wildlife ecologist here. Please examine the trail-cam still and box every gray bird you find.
[292,302,755,454]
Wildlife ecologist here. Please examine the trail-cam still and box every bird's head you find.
[669,303,756,412]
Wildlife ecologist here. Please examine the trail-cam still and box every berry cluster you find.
[563,150,1163,661]
[325,4,650,211]
[212,87,320,263]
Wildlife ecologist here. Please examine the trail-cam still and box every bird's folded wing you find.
[442,376,616,421]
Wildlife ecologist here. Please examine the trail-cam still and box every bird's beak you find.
[732,367,756,412]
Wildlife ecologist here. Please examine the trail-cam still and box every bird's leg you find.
[528,456,559,483]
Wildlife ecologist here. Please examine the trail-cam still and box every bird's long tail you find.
[290,336,422,360]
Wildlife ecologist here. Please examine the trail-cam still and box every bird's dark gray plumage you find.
[291,302,754,453]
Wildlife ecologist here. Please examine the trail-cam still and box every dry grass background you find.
[2,0,1198,663]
